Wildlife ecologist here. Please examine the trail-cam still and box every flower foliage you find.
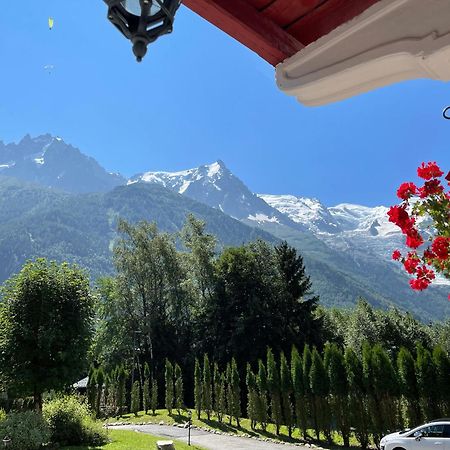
[388,162,450,296]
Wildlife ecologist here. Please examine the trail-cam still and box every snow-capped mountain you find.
[0,134,125,193]
[129,161,305,230]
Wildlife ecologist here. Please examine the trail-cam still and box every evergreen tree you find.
[213,362,221,419]
[131,380,140,416]
[143,378,150,415]
[150,376,158,414]
[256,360,269,430]
[143,362,151,415]
[218,373,227,423]
[363,344,398,446]
[302,344,313,438]
[175,363,184,415]
[226,362,233,424]
[246,363,258,429]
[280,352,293,437]
[194,358,202,420]
[310,347,330,442]
[267,348,283,435]
[87,368,98,413]
[326,344,350,447]
[231,358,242,427]
[116,365,127,417]
[165,359,174,415]
[397,347,421,427]
[291,346,307,439]
[416,344,438,421]
[203,354,213,420]
[345,348,369,449]
[432,346,450,416]
[96,367,105,418]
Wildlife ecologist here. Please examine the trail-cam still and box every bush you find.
[0,410,50,450]
[43,395,108,446]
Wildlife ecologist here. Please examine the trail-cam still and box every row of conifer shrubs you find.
[88,342,450,448]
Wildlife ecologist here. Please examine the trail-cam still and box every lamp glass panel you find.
[120,0,162,16]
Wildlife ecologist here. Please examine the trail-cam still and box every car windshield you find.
[399,429,411,434]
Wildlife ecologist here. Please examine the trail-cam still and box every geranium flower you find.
[417,162,444,180]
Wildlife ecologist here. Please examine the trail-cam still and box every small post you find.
[2,437,11,448]
[188,410,192,446]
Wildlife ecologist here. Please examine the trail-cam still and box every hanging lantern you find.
[104,0,181,62]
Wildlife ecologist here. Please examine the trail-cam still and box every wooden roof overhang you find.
[182,0,381,66]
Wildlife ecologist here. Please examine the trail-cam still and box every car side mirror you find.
[414,431,423,441]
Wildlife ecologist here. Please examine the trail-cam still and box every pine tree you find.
[175,363,184,415]
[267,348,283,435]
[194,358,202,420]
[280,352,293,437]
[246,363,258,429]
[432,346,450,416]
[291,346,307,439]
[326,344,350,447]
[397,347,421,427]
[345,347,369,449]
[131,380,140,416]
[203,354,213,420]
[150,376,158,414]
[256,360,269,430]
[310,347,330,442]
[231,358,241,427]
[165,359,174,415]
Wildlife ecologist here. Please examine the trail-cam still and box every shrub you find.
[43,395,108,446]
[0,410,50,450]
[0,409,6,422]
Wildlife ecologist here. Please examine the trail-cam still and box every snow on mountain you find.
[129,161,304,230]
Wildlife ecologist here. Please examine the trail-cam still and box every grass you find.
[62,429,206,450]
[105,409,362,449]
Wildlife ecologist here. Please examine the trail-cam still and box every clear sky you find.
[1,1,449,207]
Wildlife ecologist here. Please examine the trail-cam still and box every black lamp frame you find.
[104,0,181,61]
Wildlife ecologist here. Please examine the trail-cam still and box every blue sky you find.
[0,1,449,207]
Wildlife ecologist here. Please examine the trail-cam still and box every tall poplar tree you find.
[213,362,221,419]
[416,343,438,421]
[302,344,313,437]
[150,376,158,414]
[231,358,241,427]
[246,363,258,429]
[432,346,450,416]
[131,380,140,416]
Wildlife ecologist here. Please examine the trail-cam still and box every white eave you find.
[276,0,450,106]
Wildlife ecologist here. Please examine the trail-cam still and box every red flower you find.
[404,255,420,274]
[431,236,450,260]
[409,265,435,291]
[410,278,430,291]
[392,250,401,260]
[423,248,436,262]
[445,171,450,186]
[417,162,444,180]
[387,205,415,233]
[397,182,417,200]
[405,229,424,249]
[418,179,444,198]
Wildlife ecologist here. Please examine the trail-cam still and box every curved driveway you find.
[111,424,308,450]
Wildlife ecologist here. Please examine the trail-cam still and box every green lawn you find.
[105,409,360,448]
[62,429,205,450]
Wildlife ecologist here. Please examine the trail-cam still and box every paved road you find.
[111,424,307,450]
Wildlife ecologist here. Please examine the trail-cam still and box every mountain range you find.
[0,134,448,321]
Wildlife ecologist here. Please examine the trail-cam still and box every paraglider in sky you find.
[44,64,54,74]
[48,17,54,30]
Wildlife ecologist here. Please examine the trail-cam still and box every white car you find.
[381,420,450,450]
